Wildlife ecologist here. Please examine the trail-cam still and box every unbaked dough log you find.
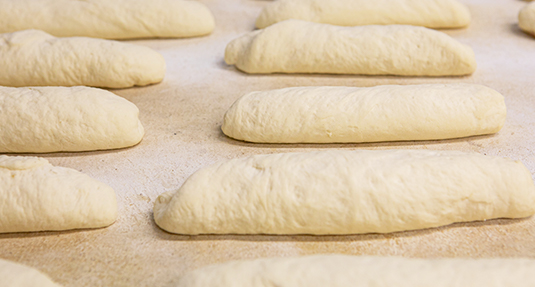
[519,2,535,36]
[0,0,214,39]
[256,0,470,29]
[225,20,476,76]
[0,258,60,287]
[222,84,506,143]
[0,30,165,88]
[223,84,506,143]
[0,86,144,153]
[0,156,117,233]
[177,255,535,287]
[154,150,535,235]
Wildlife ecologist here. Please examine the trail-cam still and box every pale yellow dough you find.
[0,86,144,153]
[0,30,165,88]
[154,150,535,235]
[0,156,117,233]
[0,0,214,39]
[256,0,470,29]
[519,2,535,36]
[222,84,506,143]
[225,20,476,76]
[0,258,60,287]
[177,255,535,287]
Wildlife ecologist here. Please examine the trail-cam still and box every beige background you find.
[2,0,535,286]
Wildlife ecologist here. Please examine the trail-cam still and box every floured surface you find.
[1,0,535,286]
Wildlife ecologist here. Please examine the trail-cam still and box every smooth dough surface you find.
[0,156,117,233]
[222,84,506,143]
[256,0,470,29]
[519,2,535,36]
[0,0,214,39]
[154,150,535,235]
[177,255,535,287]
[0,86,144,153]
[0,258,60,287]
[225,20,476,76]
[0,30,165,88]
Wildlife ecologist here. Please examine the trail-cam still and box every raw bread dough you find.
[177,255,535,287]
[256,0,470,29]
[0,258,60,287]
[154,150,535,235]
[225,20,476,76]
[0,30,165,88]
[0,86,144,153]
[0,0,214,39]
[0,155,117,233]
[519,2,535,36]
[222,84,506,143]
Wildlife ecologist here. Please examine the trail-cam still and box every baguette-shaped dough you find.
[0,86,144,153]
[0,258,60,287]
[0,30,165,88]
[177,255,535,287]
[0,0,214,39]
[520,2,535,36]
[256,0,470,29]
[225,20,476,76]
[0,156,117,233]
[154,150,535,235]
[222,84,506,143]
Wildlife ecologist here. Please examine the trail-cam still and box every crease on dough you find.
[0,0,215,39]
[0,258,61,287]
[519,2,535,36]
[176,255,535,287]
[0,30,165,88]
[225,20,476,76]
[256,0,471,29]
[153,150,535,235]
[0,86,145,153]
[0,155,118,233]
[222,84,506,143]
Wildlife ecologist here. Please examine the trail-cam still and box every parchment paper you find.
[1,0,535,286]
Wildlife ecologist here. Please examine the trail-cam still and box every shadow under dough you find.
[152,215,531,243]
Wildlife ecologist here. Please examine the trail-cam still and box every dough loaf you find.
[154,150,535,235]
[519,2,535,36]
[0,86,144,153]
[0,0,214,39]
[0,156,117,233]
[256,0,470,29]
[0,30,165,88]
[225,20,476,76]
[177,255,535,287]
[222,84,506,143]
[0,258,60,287]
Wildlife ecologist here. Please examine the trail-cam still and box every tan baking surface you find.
[1,0,535,286]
